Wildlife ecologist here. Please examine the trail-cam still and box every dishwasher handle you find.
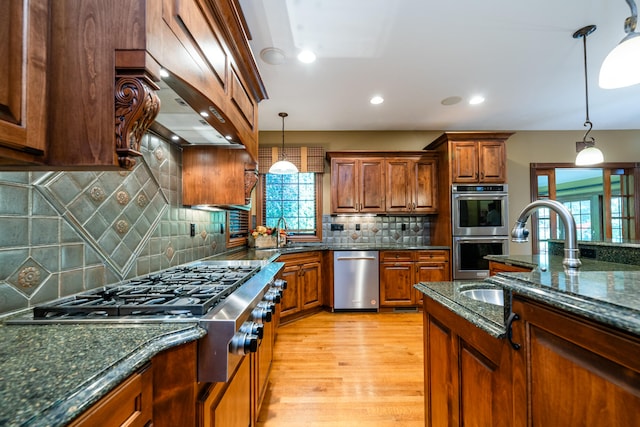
[335,256,377,261]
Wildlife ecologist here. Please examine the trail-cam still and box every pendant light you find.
[599,0,640,89]
[573,25,604,166]
[269,112,298,174]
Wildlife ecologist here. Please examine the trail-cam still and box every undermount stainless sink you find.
[459,288,504,306]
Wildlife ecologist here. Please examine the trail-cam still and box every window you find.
[257,172,322,242]
[530,163,639,253]
[226,210,249,248]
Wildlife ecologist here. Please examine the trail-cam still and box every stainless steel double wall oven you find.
[451,184,509,279]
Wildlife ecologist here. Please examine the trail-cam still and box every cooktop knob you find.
[240,321,264,340]
[252,305,272,323]
[273,279,288,290]
[264,289,281,303]
[229,331,259,355]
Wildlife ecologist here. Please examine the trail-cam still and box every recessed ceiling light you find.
[171,135,180,141]
[469,95,485,105]
[441,96,462,106]
[370,96,384,105]
[225,135,233,140]
[297,50,316,64]
[200,111,209,118]
[159,69,170,78]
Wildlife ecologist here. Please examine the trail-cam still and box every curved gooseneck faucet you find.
[511,199,581,272]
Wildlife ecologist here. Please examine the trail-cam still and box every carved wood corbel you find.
[115,76,160,169]
[244,163,259,204]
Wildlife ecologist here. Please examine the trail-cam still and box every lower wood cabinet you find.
[510,297,640,426]
[380,250,449,307]
[423,297,512,427]
[69,364,153,427]
[278,252,323,322]
[199,356,251,427]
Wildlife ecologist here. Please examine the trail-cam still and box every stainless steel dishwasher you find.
[333,251,379,311]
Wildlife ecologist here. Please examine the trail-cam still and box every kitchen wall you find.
[0,134,227,317]
[259,129,640,255]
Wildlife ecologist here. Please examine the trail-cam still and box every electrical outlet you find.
[331,224,344,231]
[355,224,360,231]
[190,223,196,237]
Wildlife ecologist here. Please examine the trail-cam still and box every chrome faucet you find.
[511,199,581,272]
[275,216,288,248]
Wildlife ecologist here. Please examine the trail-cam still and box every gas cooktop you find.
[29,263,261,321]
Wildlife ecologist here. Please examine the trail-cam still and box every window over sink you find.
[257,172,322,242]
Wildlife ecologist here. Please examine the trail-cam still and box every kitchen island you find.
[415,252,640,426]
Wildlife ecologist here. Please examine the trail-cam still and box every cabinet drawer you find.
[69,365,153,427]
[380,251,413,263]
[415,250,449,263]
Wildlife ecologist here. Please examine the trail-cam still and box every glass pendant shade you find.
[269,159,298,174]
[575,145,604,166]
[599,33,640,89]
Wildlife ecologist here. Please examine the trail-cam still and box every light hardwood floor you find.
[256,311,425,427]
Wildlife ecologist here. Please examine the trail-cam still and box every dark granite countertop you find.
[485,253,640,272]
[0,322,205,427]
[487,270,640,335]
[414,281,507,338]
[416,252,640,339]
[207,244,450,264]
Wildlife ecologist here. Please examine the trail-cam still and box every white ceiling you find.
[238,0,640,133]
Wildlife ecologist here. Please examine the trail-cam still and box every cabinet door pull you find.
[506,312,521,350]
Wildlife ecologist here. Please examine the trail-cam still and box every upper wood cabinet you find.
[329,157,386,214]
[182,146,257,207]
[386,156,438,213]
[451,140,506,183]
[327,151,438,215]
[0,0,265,169]
[0,0,48,165]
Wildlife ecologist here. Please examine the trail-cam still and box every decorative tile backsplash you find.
[322,215,432,246]
[0,134,227,317]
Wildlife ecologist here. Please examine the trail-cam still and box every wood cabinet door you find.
[279,264,301,318]
[423,307,455,426]
[213,356,251,427]
[380,262,415,306]
[182,146,251,206]
[412,158,438,213]
[451,142,479,183]
[330,158,359,213]
[0,0,47,162]
[478,141,506,183]
[359,158,386,212]
[511,298,640,427]
[385,158,412,212]
[423,298,512,427]
[300,260,322,310]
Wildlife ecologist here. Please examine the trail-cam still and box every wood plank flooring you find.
[256,311,425,427]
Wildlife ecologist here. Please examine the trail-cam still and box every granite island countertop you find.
[0,322,205,427]
[416,252,640,339]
